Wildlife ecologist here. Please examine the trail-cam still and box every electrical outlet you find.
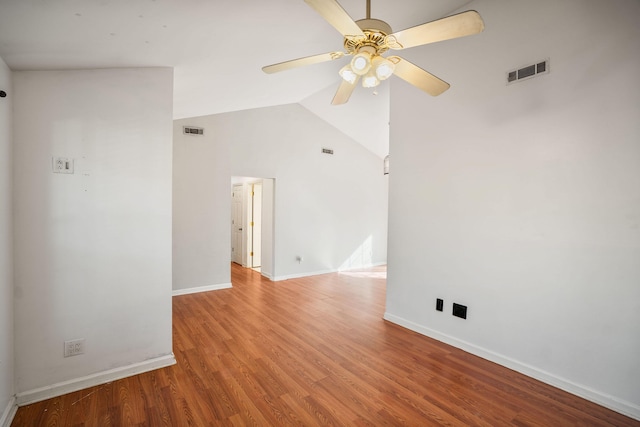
[452,303,468,319]
[64,338,85,357]
[52,157,74,174]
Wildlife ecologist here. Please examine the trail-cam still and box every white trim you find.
[15,354,176,406]
[0,397,17,427]
[383,313,640,422]
[172,282,232,296]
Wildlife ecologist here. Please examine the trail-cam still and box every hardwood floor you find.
[12,264,639,426]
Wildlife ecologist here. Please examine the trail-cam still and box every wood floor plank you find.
[11,264,640,426]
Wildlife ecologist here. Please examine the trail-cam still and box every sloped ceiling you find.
[0,0,472,157]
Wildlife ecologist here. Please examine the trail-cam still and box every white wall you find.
[12,68,175,402]
[173,116,232,292]
[0,56,15,425]
[173,103,388,288]
[301,80,390,159]
[385,0,640,419]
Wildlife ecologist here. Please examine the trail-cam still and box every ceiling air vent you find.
[507,59,549,84]
[322,148,334,155]
[183,126,204,135]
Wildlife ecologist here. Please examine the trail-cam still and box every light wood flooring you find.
[12,263,639,426]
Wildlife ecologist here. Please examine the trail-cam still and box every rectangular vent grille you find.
[322,148,334,155]
[183,126,204,135]
[507,59,549,84]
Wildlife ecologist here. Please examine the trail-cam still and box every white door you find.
[231,184,243,264]
[251,183,262,268]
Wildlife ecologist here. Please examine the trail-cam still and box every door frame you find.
[231,184,244,265]
[230,176,275,278]
[247,182,262,268]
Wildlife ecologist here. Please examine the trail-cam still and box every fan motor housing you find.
[344,18,392,54]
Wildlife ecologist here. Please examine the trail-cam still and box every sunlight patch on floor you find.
[339,270,387,279]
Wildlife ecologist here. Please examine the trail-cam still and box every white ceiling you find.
[0,0,473,157]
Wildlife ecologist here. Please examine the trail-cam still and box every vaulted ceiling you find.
[0,0,473,157]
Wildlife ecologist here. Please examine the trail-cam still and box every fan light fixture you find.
[341,52,396,88]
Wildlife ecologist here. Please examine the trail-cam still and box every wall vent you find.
[183,126,204,135]
[322,148,334,155]
[507,59,549,84]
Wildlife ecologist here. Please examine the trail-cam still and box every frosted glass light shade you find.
[351,52,372,75]
[373,56,395,80]
[362,69,380,88]
[339,64,358,84]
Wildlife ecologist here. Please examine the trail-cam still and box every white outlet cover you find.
[64,338,85,357]
[52,157,74,174]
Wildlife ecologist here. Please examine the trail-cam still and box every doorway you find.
[230,177,275,279]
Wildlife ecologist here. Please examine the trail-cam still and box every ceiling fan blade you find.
[391,57,450,96]
[305,0,366,39]
[262,51,345,74]
[386,10,484,50]
[331,78,359,105]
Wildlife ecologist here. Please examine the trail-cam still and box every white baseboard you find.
[172,282,232,296]
[383,313,640,422]
[0,397,17,427]
[15,354,177,406]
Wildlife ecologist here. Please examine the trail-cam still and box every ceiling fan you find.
[262,0,485,105]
